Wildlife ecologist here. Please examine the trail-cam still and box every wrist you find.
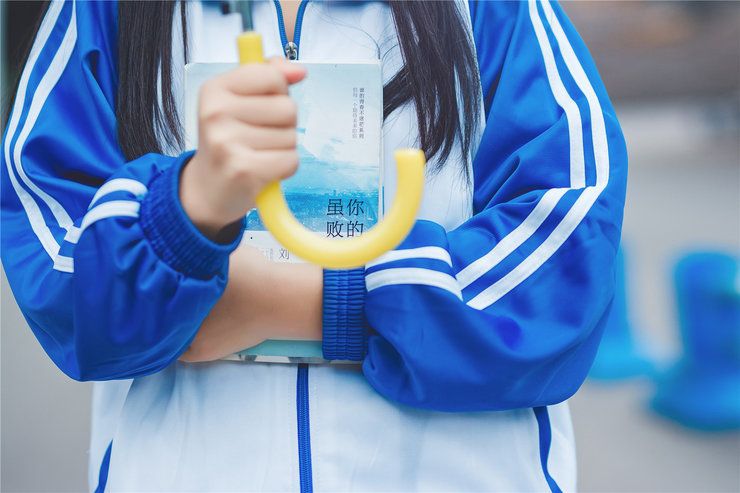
[179,154,231,240]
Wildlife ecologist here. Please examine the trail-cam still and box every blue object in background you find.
[590,248,655,380]
[651,252,740,431]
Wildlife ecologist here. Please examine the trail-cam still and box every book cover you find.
[184,61,382,363]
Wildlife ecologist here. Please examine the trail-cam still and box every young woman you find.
[1,0,627,491]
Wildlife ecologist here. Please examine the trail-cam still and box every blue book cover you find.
[185,61,382,363]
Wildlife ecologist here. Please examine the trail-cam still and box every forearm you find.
[181,245,322,362]
[245,252,323,341]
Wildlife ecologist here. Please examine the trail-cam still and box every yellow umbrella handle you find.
[237,33,425,269]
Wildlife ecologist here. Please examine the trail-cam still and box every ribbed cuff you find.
[322,268,367,361]
[140,151,245,279]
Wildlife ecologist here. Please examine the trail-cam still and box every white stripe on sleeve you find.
[11,0,78,233]
[88,178,148,209]
[3,1,69,262]
[366,246,453,269]
[466,0,610,309]
[366,268,463,300]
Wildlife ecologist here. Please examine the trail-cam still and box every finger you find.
[223,94,298,127]
[215,64,290,95]
[247,149,300,181]
[201,119,296,152]
[239,125,297,150]
[267,57,307,85]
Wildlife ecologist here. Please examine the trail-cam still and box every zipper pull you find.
[284,41,298,60]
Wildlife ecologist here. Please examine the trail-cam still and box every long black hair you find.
[8,1,481,173]
[118,1,480,173]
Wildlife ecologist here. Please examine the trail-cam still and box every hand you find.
[180,59,307,239]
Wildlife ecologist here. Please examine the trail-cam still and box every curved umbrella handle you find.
[238,33,425,269]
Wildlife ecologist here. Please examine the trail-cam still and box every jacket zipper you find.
[296,364,313,493]
[272,3,314,491]
[273,0,309,60]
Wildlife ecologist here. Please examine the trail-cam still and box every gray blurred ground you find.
[2,2,740,492]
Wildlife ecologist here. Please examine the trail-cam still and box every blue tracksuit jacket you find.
[1,0,626,414]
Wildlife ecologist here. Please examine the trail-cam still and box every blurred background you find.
[1,1,739,491]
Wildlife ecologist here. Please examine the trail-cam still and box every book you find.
[184,61,382,363]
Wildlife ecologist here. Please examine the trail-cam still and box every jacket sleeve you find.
[1,1,243,381]
[321,0,628,411]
